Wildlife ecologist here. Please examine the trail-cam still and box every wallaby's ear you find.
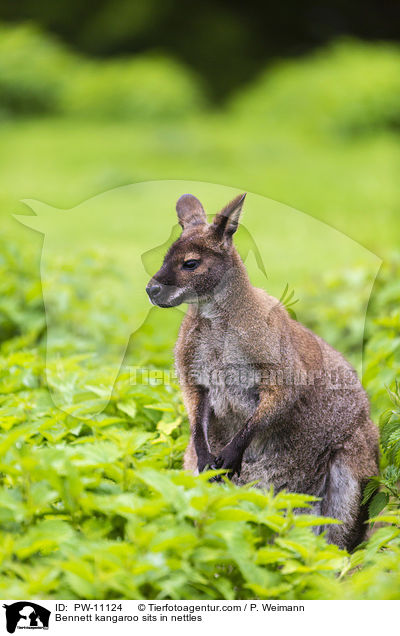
[212,193,246,243]
[176,194,207,230]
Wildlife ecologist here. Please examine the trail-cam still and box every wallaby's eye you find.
[182,259,200,271]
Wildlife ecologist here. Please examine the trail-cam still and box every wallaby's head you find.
[146,193,246,308]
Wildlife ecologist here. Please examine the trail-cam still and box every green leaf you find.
[362,477,381,505]
[156,418,181,436]
[116,400,137,419]
[368,491,389,519]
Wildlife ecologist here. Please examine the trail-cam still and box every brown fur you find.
[146,193,379,551]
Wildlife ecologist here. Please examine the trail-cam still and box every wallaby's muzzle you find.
[146,281,161,302]
[146,278,187,308]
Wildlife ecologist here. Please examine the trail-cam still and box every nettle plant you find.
[363,383,400,519]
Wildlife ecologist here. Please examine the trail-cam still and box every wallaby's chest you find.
[190,320,259,419]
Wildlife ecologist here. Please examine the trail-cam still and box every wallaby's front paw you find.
[212,446,243,480]
[197,453,218,474]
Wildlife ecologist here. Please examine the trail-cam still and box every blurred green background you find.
[0,6,398,254]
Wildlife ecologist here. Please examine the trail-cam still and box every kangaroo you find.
[146,193,379,551]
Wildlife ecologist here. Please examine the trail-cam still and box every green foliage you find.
[301,255,400,417]
[230,40,400,137]
[0,241,400,600]
[0,23,205,120]
[2,24,400,136]
[363,259,400,413]
[0,24,75,117]
[61,56,205,121]
[279,284,298,320]
[305,260,400,568]
[362,383,400,522]
[0,28,399,253]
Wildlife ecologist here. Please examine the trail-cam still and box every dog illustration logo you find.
[3,602,50,633]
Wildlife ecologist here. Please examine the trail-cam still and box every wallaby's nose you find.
[146,282,161,300]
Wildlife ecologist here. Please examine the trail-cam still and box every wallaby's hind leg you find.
[183,438,198,474]
[319,452,368,551]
